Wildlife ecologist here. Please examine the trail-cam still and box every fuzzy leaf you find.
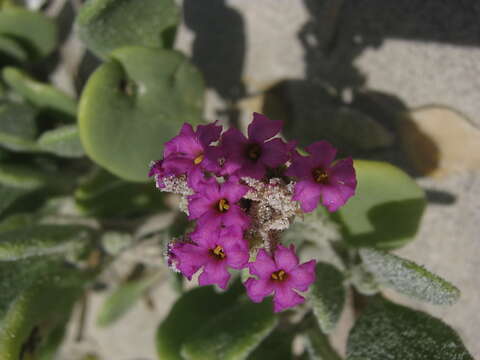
[181,300,277,360]
[76,0,179,58]
[0,35,28,63]
[305,320,342,360]
[0,163,48,190]
[78,47,204,181]
[0,7,57,61]
[247,328,294,360]
[97,272,161,327]
[0,224,92,261]
[332,160,426,249]
[310,262,346,334]
[38,125,84,158]
[0,101,38,152]
[359,248,460,305]
[3,67,77,119]
[346,297,473,360]
[156,285,241,360]
[0,184,30,216]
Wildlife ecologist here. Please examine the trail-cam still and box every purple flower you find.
[161,122,222,182]
[244,245,316,312]
[188,178,250,231]
[170,227,249,289]
[221,113,289,179]
[286,141,356,212]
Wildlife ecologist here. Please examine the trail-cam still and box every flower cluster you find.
[149,113,357,312]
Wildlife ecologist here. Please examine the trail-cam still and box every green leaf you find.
[305,320,342,360]
[310,262,346,334]
[0,101,38,152]
[78,46,204,181]
[3,67,77,119]
[97,271,161,327]
[76,0,179,58]
[0,257,92,359]
[0,35,28,64]
[38,125,84,158]
[75,168,166,217]
[181,300,277,360]
[247,328,294,360]
[0,185,30,216]
[0,7,57,61]
[0,163,48,190]
[332,160,426,249]
[0,224,92,261]
[359,248,460,305]
[156,285,242,360]
[346,297,473,360]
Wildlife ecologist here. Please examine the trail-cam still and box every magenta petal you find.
[199,261,231,289]
[222,127,248,153]
[222,205,250,230]
[220,180,248,203]
[285,153,312,179]
[171,243,208,280]
[292,180,322,213]
[321,184,355,212]
[225,243,249,269]
[196,211,223,231]
[196,122,222,147]
[330,157,357,188]
[273,287,305,312]
[187,194,213,220]
[261,138,288,168]
[273,245,299,272]
[164,124,201,158]
[288,260,316,292]
[249,249,276,278]
[306,141,337,168]
[239,160,266,180]
[244,278,274,303]
[248,113,283,143]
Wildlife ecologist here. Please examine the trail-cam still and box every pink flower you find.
[169,227,249,289]
[286,141,356,212]
[244,245,316,312]
[221,113,289,179]
[187,178,250,232]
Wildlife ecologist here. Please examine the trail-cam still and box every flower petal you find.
[225,242,249,269]
[306,141,337,169]
[260,138,288,168]
[288,260,316,292]
[273,286,305,312]
[248,113,283,143]
[244,278,274,303]
[187,194,213,220]
[249,249,276,278]
[320,183,355,212]
[292,180,322,213]
[330,157,357,189]
[196,121,222,147]
[221,205,250,230]
[273,244,299,272]
[199,261,231,289]
[220,180,249,203]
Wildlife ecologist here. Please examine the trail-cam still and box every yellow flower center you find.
[217,198,230,212]
[271,269,287,282]
[194,153,204,165]
[211,245,226,259]
[313,168,329,184]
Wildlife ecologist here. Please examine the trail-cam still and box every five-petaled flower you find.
[244,245,316,312]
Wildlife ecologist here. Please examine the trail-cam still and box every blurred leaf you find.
[78,46,204,181]
[100,231,133,256]
[0,224,92,261]
[3,67,77,119]
[310,262,346,334]
[305,320,342,360]
[0,163,48,190]
[36,323,67,360]
[359,248,460,305]
[0,101,38,152]
[0,7,57,61]
[0,185,30,216]
[76,0,179,58]
[75,168,166,217]
[0,35,28,64]
[247,328,294,360]
[181,300,277,360]
[346,297,473,360]
[332,160,426,249]
[97,271,161,327]
[349,264,380,296]
[156,285,242,360]
[38,125,84,158]
[0,213,34,231]
[0,257,92,359]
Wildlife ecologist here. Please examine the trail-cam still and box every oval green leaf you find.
[78,46,204,181]
[0,35,28,64]
[0,101,38,152]
[0,7,57,61]
[38,125,84,158]
[76,0,179,58]
[309,262,346,334]
[181,300,277,360]
[331,160,426,249]
[346,297,473,360]
[359,248,460,305]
